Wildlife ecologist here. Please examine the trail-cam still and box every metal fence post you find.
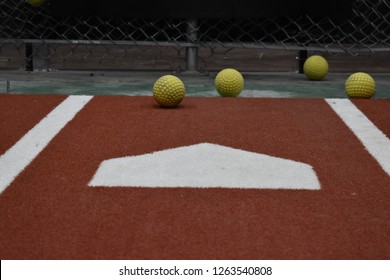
[6,80,10,94]
[26,42,50,71]
[297,50,308,74]
[25,43,33,71]
[186,18,198,72]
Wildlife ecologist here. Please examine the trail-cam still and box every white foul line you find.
[326,98,390,177]
[0,95,93,194]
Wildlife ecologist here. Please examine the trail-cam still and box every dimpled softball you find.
[345,72,375,99]
[215,68,244,97]
[303,55,329,81]
[153,75,185,108]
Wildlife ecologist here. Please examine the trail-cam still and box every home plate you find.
[89,143,320,190]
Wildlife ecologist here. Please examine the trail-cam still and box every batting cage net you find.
[0,0,389,71]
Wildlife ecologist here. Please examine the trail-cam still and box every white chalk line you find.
[0,95,93,194]
[326,98,390,177]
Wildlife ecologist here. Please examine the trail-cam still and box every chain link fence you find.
[1,0,389,71]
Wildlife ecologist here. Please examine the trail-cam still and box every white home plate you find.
[89,143,320,189]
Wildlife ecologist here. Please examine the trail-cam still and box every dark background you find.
[50,0,353,19]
